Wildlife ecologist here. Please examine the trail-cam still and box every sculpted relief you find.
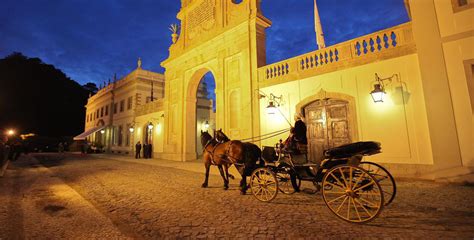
[186,0,216,40]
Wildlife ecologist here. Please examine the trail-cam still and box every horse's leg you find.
[224,164,232,182]
[202,161,210,188]
[227,165,235,180]
[218,165,229,190]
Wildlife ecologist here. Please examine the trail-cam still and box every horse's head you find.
[200,130,213,148]
[215,129,230,142]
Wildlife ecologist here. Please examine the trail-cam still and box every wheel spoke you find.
[324,191,347,195]
[353,179,375,193]
[338,168,349,189]
[324,181,345,191]
[351,170,365,191]
[326,193,347,204]
[358,196,379,208]
[329,172,346,189]
[347,196,351,220]
[352,198,362,222]
[349,167,353,189]
[335,196,348,214]
[354,198,373,218]
[358,192,383,196]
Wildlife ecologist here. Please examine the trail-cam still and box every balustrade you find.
[258,23,415,85]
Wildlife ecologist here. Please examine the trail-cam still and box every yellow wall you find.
[259,54,433,166]
[434,0,474,167]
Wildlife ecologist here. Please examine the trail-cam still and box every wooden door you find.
[304,99,351,164]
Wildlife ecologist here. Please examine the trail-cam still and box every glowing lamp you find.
[100,130,105,134]
[266,101,278,115]
[148,123,154,130]
[370,84,386,103]
[6,129,15,136]
[129,127,135,133]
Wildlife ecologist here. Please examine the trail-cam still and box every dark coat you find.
[294,120,307,145]
[135,143,142,152]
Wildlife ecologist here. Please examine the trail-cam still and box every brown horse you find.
[200,131,243,190]
[214,129,264,194]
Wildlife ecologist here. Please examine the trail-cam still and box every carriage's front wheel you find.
[276,171,295,194]
[322,165,384,223]
[250,168,278,202]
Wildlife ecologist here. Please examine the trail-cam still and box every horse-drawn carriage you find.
[200,130,396,223]
[250,141,396,223]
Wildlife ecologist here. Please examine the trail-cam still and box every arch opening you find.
[195,72,216,157]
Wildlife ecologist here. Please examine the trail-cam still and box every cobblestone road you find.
[2,154,474,239]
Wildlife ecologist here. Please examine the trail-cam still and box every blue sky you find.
[0,0,409,86]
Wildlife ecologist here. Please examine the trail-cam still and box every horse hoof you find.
[224,186,229,190]
[201,183,208,188]
[240,191,246,195]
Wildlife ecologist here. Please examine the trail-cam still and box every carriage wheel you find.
[359,162,396,206]
[276,171,295,194]
[250,168,278,202]
[322,165,384,223]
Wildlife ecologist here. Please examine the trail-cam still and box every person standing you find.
[143,142,149,159]
[135,141,142,159]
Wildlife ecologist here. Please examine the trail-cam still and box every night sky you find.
[0,0,409,86]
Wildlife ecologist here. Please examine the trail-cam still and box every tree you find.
[0,52,89,137]
[82,82,98,95]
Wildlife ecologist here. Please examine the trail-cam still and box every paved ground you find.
[1,153,474,239]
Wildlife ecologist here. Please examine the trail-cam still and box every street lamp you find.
[6,129,15,136]
[129,126,135,133]
[148,123,154,130]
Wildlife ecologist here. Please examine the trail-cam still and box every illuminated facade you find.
[80,61,165,154]
[80,0,473,180]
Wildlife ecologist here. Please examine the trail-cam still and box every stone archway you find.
[185,68,217,160]
[160,0,271,161]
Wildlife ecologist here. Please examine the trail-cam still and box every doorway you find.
[304,99,352,163]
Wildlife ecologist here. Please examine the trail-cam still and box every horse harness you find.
[203,139,240,165]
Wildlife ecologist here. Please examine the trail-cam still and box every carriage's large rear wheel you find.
[359,162,396,206]
[250,168,278,202]
[322,165,384,223]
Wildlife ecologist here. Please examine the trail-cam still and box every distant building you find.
[75,60,165,154]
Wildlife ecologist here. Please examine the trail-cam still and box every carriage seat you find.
[324,141,381,159]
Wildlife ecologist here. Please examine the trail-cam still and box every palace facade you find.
[77,0,474,180]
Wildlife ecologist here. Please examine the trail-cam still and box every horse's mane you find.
[216,129,231,142]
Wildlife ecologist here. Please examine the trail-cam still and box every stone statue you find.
[138,57,142,69]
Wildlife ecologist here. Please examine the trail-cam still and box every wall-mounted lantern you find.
[257,90,292,126]
[370,73,398,103]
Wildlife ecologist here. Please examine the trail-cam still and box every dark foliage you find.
[82,82,98,95]
[0,52,89,137]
